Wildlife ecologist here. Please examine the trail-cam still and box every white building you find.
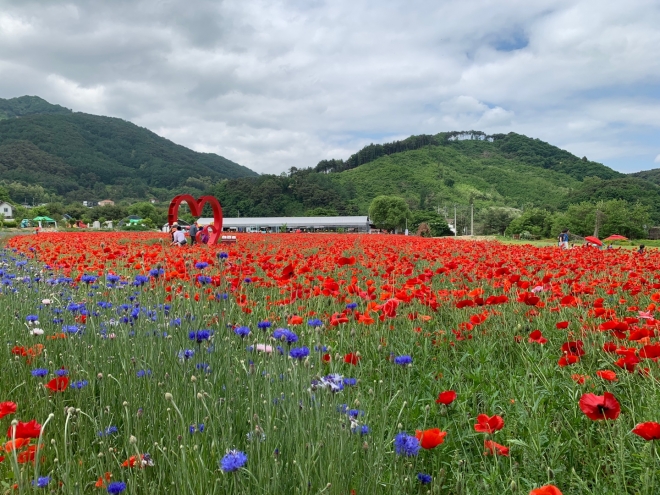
[196,216,371,233]
[0,202,13,219]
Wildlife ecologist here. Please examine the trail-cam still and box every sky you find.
[1,0,659,175]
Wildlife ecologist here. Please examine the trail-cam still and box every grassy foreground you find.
[1,232,659,494]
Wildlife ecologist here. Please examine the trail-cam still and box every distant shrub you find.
[2,219,17,228]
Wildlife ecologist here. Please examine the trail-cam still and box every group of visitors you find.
[169,221,210,246]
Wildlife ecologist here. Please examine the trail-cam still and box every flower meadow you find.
[2,233,660,494]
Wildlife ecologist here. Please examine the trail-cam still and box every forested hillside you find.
[210,131,660,225]
[0,96,257,204]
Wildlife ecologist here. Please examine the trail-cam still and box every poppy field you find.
[2,232,660,494]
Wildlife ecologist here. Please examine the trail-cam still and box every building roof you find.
[197,216,370,228]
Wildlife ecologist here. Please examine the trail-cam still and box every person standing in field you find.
[189,222,198,246]
[558,230,569,249]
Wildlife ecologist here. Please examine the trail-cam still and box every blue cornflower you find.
[272,328,298,344]
[257,321,271,330]
[31,368,49,377]
[307,318,323,327]
[32,476,50,488]
[351,424,369,435]
[169,318,181,327]
[133,275,149,286]
[243,278,252,283]
[55,368,69,377]
[218,252,228,259]
[220,450,248,472]
[189,423,205,434]
[136,369,152,378]
[97,301,113,309]
[394,355,413,366]
[149,268,164,278]
[64,325,80,334]
[25,314,39,322]
[343,378,357,386]
[314,345,328,352]
[289,347,310,360]
[346,302,358,310]
[106,274,121,284]
[394,433,420,456]
[107,481,127,494]
[98,426,119,437]
[195,262,209,269]
[234,326,251,338]
[189,330,211,342]
[81,274,97,284]
[417,473,432,484]
[70,380,89,389]
[178,349,195,360]
[197,275,212,285]
[216,293,229,300]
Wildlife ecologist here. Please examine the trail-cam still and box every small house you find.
[98,199,115,207]
[0,202,13,219]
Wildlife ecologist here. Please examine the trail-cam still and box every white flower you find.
[30,328,44,336]
[109,333,116,339]
[256,344,273,353]
[42,299,52,305]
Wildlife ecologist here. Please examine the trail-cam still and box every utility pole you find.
[594,209,603,237]
[471,204,474,236]
[454,205,457,237]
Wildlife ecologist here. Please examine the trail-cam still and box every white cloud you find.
[655,154,660,164]
[0,0,659,174]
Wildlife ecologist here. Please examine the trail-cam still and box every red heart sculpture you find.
[167,194,223,245]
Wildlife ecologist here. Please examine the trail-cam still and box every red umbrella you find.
[584,236,603,246]
[604,234,628,241]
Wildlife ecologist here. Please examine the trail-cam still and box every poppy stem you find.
[9,423,23,494]
[33,413,54,493]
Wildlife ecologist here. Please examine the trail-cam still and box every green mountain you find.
[0,96,257,204]
[210,131,660,223]
[0,95,72,120]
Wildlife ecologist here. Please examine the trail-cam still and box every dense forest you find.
[0,96,256,204]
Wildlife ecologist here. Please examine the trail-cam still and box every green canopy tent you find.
[33,216,58,229]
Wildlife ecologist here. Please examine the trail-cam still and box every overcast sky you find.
[1,0,659,174]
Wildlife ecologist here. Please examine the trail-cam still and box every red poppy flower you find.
[7,420,42,439]
[555,321,569,329]
[483,439,509,456]
[45,376,69,392]
[529,485,563,495]
[4,438,30,453]
[632,422,660,441]
[17,444,40,463]
[528,330,547,344]
[322,353,331,363]
[596,370,617,381]
[571,374,588,384]
[343,353,361,365]
[474,414,504,433]
[0,402,17,419]
[579,392,620,421]
[558,355,580,367]
[415,428,447,449]
[561,340,585,356]
[436,390,457,405]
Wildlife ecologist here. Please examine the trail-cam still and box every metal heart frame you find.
[167,194,224,245]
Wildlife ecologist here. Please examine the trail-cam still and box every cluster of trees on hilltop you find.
[207,169,359,217]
